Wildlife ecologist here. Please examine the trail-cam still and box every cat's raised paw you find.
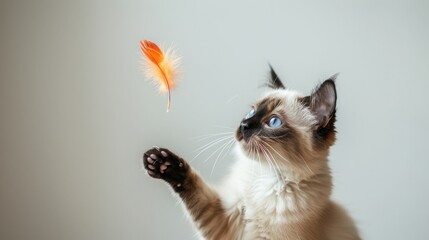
[143,147,189,191]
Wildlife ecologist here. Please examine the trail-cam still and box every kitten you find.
[143,66,360,240]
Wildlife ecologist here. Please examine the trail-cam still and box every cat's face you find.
[235,67,337,172]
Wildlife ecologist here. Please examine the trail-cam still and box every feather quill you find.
[140,40,180,112]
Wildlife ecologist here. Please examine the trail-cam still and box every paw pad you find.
[143,146,189,190]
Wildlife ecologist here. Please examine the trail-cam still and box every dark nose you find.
[240,120,255,142]
[240,121,249,133]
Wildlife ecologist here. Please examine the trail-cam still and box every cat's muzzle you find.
[237,120,258,143]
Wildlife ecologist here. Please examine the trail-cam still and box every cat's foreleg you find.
[143,147,241,240]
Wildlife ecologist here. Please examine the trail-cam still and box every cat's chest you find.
[238,178,311,239]
[242,176,307,224]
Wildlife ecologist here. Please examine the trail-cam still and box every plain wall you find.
[1,0,428,239]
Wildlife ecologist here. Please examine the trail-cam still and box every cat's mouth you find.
[235,130,244,142]
[235,127,252,144]
[236,127,259,151]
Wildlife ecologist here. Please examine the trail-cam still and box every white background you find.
[1,1,428,239]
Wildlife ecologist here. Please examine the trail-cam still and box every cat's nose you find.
[240,121,254,142]
[240,121,249,131]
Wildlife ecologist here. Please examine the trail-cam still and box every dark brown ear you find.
[308,76,337,128]
[266,64,285,89]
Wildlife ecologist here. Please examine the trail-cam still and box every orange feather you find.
[140,40,180,112]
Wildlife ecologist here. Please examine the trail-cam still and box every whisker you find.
[204,136,234,163]
[253,140,274,177]
[249,141,262,174]
[191,136,232,162]
[191,131,234,141]
[224,138,236,160]
[210,138,235,176]
[194,135,232,152]
[300,155,314,175]
[259,144,281,181]
[265,142,314,176]
[261,142,286,181]
[251,148,256,177]
[226,94,239,103]
[253,142,262,174]
[264,143,291,164]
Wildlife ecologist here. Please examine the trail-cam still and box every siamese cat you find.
[143,66,360,240]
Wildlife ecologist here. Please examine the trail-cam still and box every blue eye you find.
[246,108,256,119]
[268,117,282,128]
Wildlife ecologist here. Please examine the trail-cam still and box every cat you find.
[143,66,360,240]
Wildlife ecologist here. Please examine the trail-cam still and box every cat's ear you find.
[307,75,338,128]
[266,64,286,89]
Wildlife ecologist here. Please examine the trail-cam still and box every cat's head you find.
[235,66,337,174]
